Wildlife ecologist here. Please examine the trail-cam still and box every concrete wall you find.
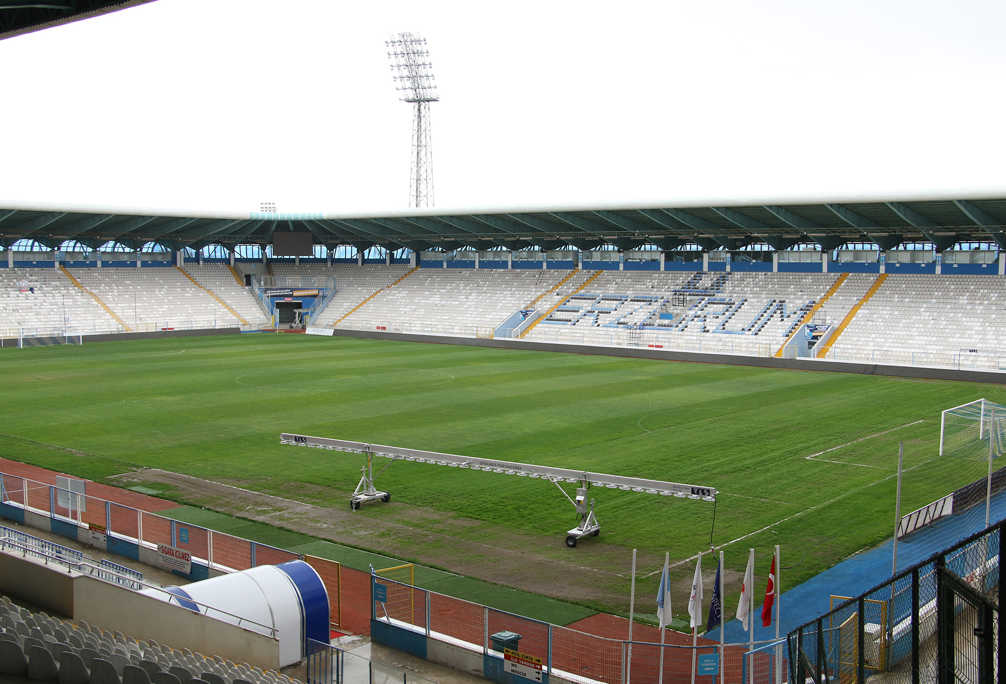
[74,576,281,670]
[0,544,280,669]
[329,328,1006,385]
[0,551,75,616]
[83,327,240,343]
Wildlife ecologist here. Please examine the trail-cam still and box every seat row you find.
[0,595,293,684]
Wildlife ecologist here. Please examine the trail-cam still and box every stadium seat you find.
[167,665,191,684]
[91,663,122,684]
[0,639,27,676]
[57,651,90,684]
[150,672,180,684]
[122,664,152,684]
[25,643,59,681]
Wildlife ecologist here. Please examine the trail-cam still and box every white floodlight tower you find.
[386,32,439,208]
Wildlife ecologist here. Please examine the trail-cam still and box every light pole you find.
[386,32,439,208]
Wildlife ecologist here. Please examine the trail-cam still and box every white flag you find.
[736,551,755,631]
[687,554,704,629]
[656,555,672,629]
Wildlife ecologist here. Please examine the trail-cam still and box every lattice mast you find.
[386,32,439,209]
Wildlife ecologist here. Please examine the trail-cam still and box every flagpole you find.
[774,545,781,684]
[659,551,668,684]
[627,548,636,684]
[748,547,756,684]
[719,549,725,684]
[691,551,701,684]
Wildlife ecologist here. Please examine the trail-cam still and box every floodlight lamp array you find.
[386,32,439,103]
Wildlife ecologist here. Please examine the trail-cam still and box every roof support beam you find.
[763,205,820,231]
[953,200,1006,248]
[885,202,955,251]
[661,208,719,232]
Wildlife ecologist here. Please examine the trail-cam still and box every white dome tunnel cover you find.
[143,560,329,668]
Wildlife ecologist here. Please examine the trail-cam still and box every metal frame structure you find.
[386,32,438,209]
[281,432,717,547]
[2,195,1006,254]
[0,0,156,41]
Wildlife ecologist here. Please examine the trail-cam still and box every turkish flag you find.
[762,555,776,627]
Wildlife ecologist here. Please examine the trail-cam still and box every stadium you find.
[0,3,1003,684]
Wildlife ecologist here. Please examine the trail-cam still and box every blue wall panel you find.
[419,260,444,268]
[447,261,475,269]
[64,262,98,268]
[102,261,136,268]
[107,536,140,561]
[778,262,823,273]
[829,261,879,273]
[663,261,701,271]
[943,263,995,275]
[548,260,576,270]
[887,262,936,274]
[363,258,385,265]
[332,258,356,264]
[50,518,79,541]
[391,258,411,264]
[623,261,659,271]
[512,261,544,270]
[0,503,25,524]
[182,562,210,582]
[479,260,508,269]
[371,621,427,659]
[729,262,772,272]
[706,261,726,272]
[13,262,54,268]
[582,261,619,270]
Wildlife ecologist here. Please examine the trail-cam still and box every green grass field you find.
[0,333,1002,620]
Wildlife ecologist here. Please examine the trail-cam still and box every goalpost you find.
[939,398,1005,458]
[899,399,1006,540]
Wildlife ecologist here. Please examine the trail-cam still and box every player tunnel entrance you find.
[275,300,302,327]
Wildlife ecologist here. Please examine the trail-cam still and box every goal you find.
[939,398,1006,458]
[375,563,416,626]
[899,399,1006,538]
[1,332,83,349]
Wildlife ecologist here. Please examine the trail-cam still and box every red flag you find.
[761,555,776,627]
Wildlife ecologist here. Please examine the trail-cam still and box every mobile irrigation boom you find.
[281,432,717,547]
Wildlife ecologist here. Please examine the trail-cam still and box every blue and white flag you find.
[656,555,672,629]
[706,558,722,632]
[688,554,704,629]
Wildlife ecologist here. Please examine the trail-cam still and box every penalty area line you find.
[804,419,925,467]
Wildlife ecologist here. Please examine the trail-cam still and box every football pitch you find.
[1,333,1002,618]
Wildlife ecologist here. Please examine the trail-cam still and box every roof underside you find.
[0,0,154,41]
[2,198,1006,252]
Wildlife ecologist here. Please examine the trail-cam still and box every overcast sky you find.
[1,0,1005,217]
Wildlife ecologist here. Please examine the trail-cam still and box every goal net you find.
[375,563,417,627]
[940,398,1006,459]
[1,332,83,349]
[898,399,1006,538]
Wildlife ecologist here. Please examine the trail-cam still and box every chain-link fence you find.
[788,520,1002,683]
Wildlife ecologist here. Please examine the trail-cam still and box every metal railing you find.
[787,520,1002,683]
[0,520,283,639]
